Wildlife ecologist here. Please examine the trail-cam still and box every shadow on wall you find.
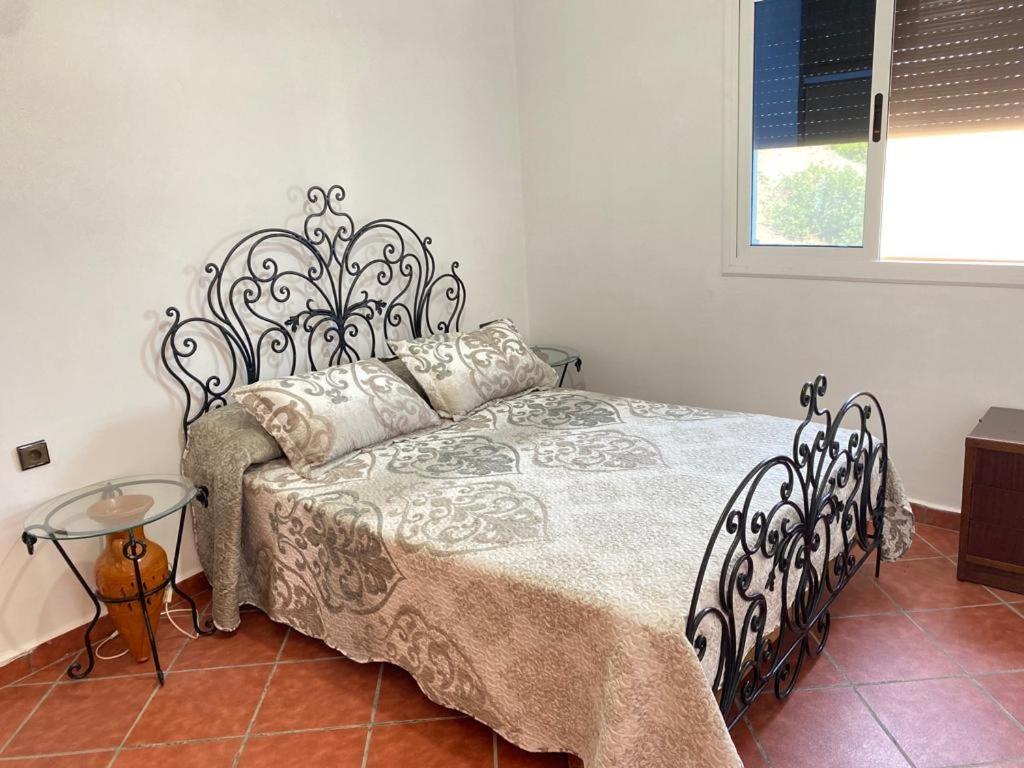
[140,181,331,443]
[0,518,102,657]
[141,224,255,453]
[141,186,348,446]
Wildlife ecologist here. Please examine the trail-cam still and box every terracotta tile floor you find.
[3,523,1024,767]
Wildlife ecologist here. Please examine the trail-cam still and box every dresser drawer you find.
[959,409,1024,594]
[972,449,1024,492]
[965,484,1024,571]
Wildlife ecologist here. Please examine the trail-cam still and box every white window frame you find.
[722,0,1024,288]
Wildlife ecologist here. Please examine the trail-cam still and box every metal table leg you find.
[168,502,214,637]
[557,357,583,388]
[20,497,212,685]
[49,539,101,680]
[123,530,165,684]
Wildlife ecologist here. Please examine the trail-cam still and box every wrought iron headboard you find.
[160,184,466,438]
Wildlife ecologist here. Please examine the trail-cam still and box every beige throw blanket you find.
[183,389,913,768]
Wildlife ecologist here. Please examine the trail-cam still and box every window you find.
[726,0,1024,283]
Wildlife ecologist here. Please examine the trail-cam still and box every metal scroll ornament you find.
[685,375,888,726]
[160,185,466,437]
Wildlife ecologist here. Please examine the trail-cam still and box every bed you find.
[160,185,914,768]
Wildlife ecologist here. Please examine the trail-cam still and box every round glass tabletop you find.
[23,475,198,542]
[532,344,581,369]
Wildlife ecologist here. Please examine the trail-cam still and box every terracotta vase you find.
[94,526,169,663]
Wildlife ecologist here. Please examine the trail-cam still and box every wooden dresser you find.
[959,407,1024,594]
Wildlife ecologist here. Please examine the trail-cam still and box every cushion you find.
[233,359,440,478]
[388,318,557,419]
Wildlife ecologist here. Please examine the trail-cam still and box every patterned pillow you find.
[233,359,440,478]
[388,318,557,419]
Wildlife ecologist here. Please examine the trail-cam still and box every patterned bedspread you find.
[183,389,913,768]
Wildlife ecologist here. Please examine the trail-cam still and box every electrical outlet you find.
[16,440,50,471]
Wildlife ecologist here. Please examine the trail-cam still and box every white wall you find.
[0,0,529,664]
[513,0,1024,512]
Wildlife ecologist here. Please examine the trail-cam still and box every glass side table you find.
[532,344,583,387]
[21,475,214,684]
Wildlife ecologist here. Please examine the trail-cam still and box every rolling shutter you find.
[888,0,1024,135]
[753,0,878,149]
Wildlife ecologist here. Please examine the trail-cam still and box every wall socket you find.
[16,440,50,470]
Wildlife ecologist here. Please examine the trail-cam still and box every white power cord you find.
[93,584,201,660]
[164,604,200,640]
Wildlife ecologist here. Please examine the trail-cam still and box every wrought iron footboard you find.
[685,375,888,726]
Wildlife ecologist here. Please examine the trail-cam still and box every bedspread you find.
[183,388,913,768]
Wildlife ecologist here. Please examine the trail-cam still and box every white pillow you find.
[388,319,557,419]
[234,359,439,478]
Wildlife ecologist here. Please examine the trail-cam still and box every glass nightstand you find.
[531,345,583,387]
[22,475,214,684]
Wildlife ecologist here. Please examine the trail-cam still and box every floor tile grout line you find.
[892,585,1024,739]
[0,736,241,762]
[872,559,1005,616]
[822,605,1024,688]
[913,527,955,559]
[114,734,242,751]
[966,670,1024,737]
[4,659,284,688]
[976,568,1018,608]
[739,640,821,762]
[231,626,291,768]
[167,659,298,675]
[762,561,1024,768]
[829,643,917,768]
[906,600,1007,614]
[105,631,194,768]
[0,716,480,763]
[0,654,70,756]
[813,634,916,766]
[1,648,82,689]
[248,713,466,739]
[939,550,1024,614]
[360,663,385,768]
[741,714,774,768]
[743,640,914,768]
[874,573,965,667]
[873,559,1024,750]
[975,667,1024,680]
[981,578,1024,620]
[854,672,997,689]
[1007,603,1024,622]
[830,608,903,619]
[0,748,117,763]
[895,588,996,677]
[840,595,1005,617]
[850,684,919,768]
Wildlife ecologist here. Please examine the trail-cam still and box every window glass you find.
[751,0,878,247]
[880,0,1024,262]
